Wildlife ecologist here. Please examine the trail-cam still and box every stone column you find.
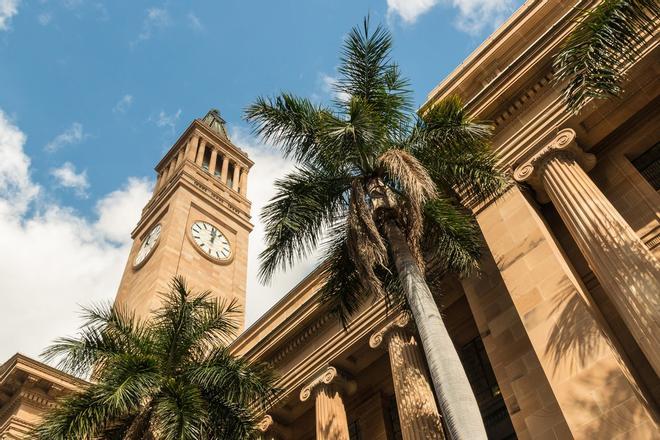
[186,135,199,161]
[232,164,241,191]
[514,128,660,376]
[195,140,206,166]
[257,415,289,440]
[370,315,444,440]
[208,148,218,176]
[177,147,185,167]
[153,172,163,194]
[240,169,248,194]
[220,156,229,183]
[300,366,356,440]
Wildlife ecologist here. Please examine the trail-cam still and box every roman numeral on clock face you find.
[191,221,232,261]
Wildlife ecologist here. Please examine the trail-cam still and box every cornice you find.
[134,162,253,238]
[262,298,392,410]
[229,265,328,359]
[422,0,592,117]
[0,353,86,390]
[154,119,253,173]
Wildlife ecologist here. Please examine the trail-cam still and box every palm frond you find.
[258,166,350,282]
[31,385,119,439]
[378,148,438,206]
[152,381,205,440]
[554,0,660,112]
[42,299,152,378]
[424,198,482,277]
[188,346,278,409]
[415,96,506,202]
[244,94,341,168]
[337,17,412,131]
[318,224,370,327]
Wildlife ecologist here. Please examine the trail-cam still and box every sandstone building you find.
[1,1,659,439]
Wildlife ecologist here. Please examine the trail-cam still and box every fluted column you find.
[300,366,356,440]
[232,164,241,191]
[186,135,199,161]
[208,148,218,176]
[370,315,444,440]
[514,128,660,376]
[220,156,229,183]
[195,140,206,166]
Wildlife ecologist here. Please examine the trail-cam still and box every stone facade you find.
[1,1,659,439]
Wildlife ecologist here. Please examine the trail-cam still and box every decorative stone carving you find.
[299,366,355,402]
[369,314,410,349]
[513,128,596,203]
[300,366,356,440]
[514,128,660,377]
[257,415,273,432]
[370,315,445,440]
[256,414,290,440]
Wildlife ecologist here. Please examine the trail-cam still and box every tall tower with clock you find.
[114,109,253,330]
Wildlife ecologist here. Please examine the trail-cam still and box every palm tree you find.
[554,0,660,112]
[33,276,277,440]
[245,19,505,440]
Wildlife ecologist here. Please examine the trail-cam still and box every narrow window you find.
[202,148,212,171]
[214,155,222,176]
[631,143,660,191]
[226,162,235,187]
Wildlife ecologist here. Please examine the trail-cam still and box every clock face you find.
[191,221,231,261]
[134,224,161,267]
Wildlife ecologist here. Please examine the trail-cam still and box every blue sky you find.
[0,0,521,361]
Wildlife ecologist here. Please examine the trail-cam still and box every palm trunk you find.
[384,220,487,440]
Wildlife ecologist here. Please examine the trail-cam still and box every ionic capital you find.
[369,314,411,349]
[257,414,290,439]
[257,415,273,432]
[513,128,596,203]
[299,365,356,402]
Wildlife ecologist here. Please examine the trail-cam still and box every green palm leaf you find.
[554,0,660,112]
[34,276,277,440]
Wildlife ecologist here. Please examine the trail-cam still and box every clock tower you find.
[114,109,253,330]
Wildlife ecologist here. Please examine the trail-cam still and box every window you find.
[214,155,222,176]
[201,148,212,171]
[226,162,235,187]
[348,420,361,440]
[631,143,660,190]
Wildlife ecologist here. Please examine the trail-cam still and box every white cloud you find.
[95,177,152,243]
[0,0,19,30]
[51,161,89,197]
[320,73,351,103]
[151,109,182,132]
[132,7,170,46]
[37,12,52,26]
[0,110,38,215]
[187,12,203,31]
[387,0,516,34]
[113,94,134,113]
[0,109,153,361]
[387,0,437,24]
[230,127,321,326]
[44,122,87,152]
